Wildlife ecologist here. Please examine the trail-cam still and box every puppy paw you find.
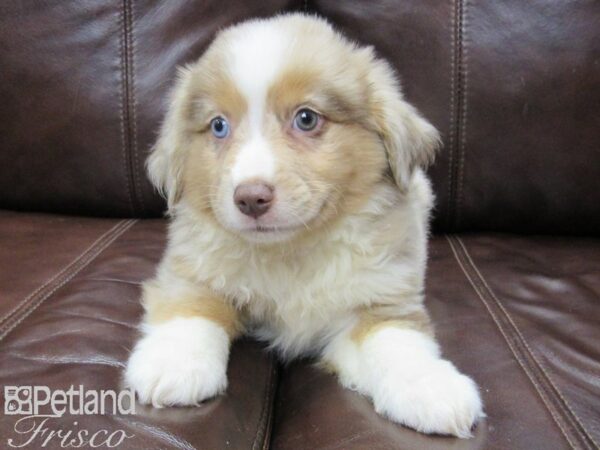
[374,359,484,438]
[124,317,230,407]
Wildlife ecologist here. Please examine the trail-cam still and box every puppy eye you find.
[210,116,230,138]
[293,108,320,132]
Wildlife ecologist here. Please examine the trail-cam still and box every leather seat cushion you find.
[1,212,598,449]
[0,212,277,450]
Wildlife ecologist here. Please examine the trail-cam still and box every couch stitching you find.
[252,353,277,450]
[127,0,145,214]
[0,220,137,342]
[447,0,468,231]
[0,220,135,340]
[456,237,599,449]
[446,0,457,230]
[446,235,578,450]
[262,361,278,450]
[455,0,469,229]
[0,220,129,328]
[117,2,135,215]
[252,355,275,450]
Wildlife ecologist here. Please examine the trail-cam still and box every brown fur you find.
[351,309,434,344]
[142,281,243,338]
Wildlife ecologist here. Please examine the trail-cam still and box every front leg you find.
[321,312,484,438]
[124,278,242,407]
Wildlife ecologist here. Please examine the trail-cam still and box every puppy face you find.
[149,14,440,243]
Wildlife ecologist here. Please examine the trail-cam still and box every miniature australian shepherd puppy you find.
[125,13,484,438]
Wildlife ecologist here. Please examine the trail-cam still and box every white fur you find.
[227,20,288,186]
[230,133,276,186]
[322,326,484,438]
[124,317,230,407]
[227,19,290,122]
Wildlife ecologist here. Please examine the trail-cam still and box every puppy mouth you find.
[243,224,301,234]
[221,197,330,242]
[236,223,304,243]
[237,199,329,238]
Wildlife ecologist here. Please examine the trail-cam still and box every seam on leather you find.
[0,220,137,342]
[447,0,467,231]
[454,236,599,449]
[117,3,136,216]
[446,236,576,449]
[262,362,279,450]
[446,0,457,230]
[252,354,278,450]
[127,0,145,214]
[447,235,594,450]
[0,220,129,328]
[455,0,469,229]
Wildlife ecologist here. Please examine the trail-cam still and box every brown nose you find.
[234,183,274,218]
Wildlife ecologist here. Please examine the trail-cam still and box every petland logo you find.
[4,386,136,448]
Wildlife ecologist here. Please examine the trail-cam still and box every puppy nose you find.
[234,183,274,218]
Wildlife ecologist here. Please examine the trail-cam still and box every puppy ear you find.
[146,126,180,210]
[147,68,192,211]
[367,56,441,191]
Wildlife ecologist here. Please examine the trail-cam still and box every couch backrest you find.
[1,1,598,234]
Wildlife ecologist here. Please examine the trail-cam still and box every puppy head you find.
[149,14,440,243]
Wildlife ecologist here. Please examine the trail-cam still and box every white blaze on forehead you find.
[227,20,291,117]
[226,20,292,185]
[231,134,276,185]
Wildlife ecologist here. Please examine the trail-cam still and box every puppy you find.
[125,13,484,438]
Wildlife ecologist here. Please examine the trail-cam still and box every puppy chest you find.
[222,253,418,325]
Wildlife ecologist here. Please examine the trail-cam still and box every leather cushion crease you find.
[0,0,599,449]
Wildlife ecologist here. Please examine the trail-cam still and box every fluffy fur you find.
[125,13,484,437]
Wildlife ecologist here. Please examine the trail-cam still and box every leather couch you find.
[1,1,598,449]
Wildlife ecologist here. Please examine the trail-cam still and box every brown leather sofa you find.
[1,1,598,449]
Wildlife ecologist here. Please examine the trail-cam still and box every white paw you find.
[124,317,230,407]
[373,358,484,438]
[329,327,485,438]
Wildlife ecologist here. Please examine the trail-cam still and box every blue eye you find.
[210,117,229,138]
[293,108,320,131]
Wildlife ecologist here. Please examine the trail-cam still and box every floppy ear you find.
[367,56,441,191]
[147,68,192,211]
